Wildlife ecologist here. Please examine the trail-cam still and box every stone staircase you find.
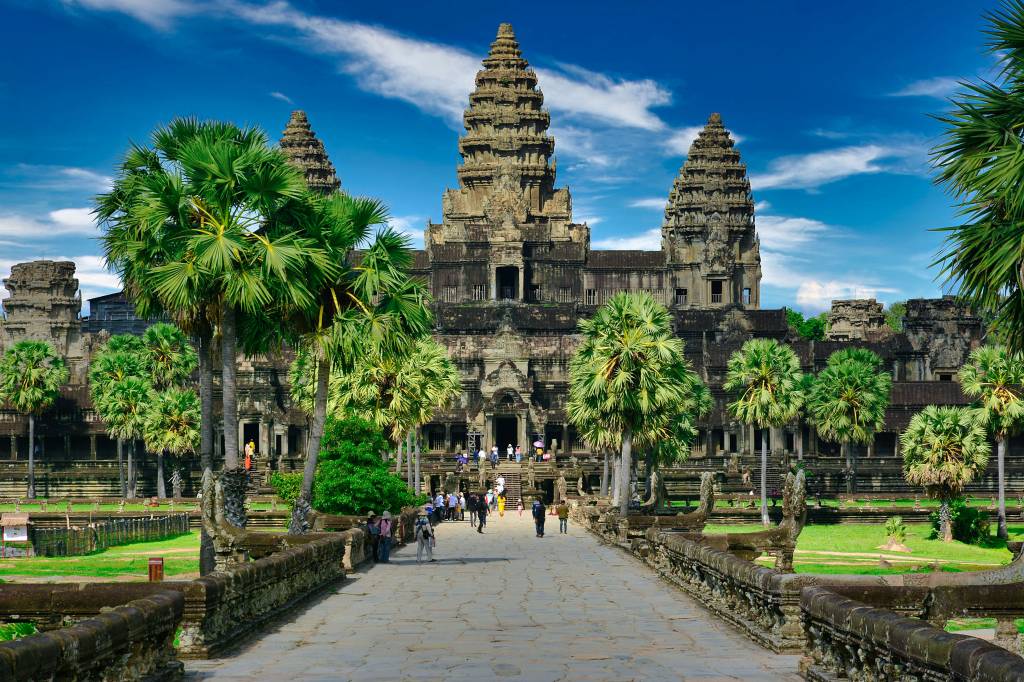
[495,466,522,509]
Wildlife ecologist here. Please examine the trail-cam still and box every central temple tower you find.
[425,23,590,305]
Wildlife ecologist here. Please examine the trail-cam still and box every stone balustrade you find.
[0,590,183,681]
[800,586,1024,681]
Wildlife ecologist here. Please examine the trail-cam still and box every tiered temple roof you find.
[457,23,555,195]
[662,113,755,241]
[279,110,340,195]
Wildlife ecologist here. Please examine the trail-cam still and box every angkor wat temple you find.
[0,24,1007,499]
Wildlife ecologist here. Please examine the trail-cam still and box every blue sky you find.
[0,0,1003,313]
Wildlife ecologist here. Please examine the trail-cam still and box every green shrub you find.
[313,416,424,515]
[885,516,906,544]
[269,472,302,505]
[929,498,991,544]
[0,622,36,641]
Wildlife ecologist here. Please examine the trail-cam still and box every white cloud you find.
[757,214,830,252]
[754,200,771,212]
[387,215,424,249]
[629,198,666,210]
[750,145,895,191]
[552,126,613,169]
[6,165,113,193]
[538,64,670,131]
[61,0,198,29]
[796,280,898,313]
[269,91,293,104]
[0,208,99,239]
[664,126,703,156]
[577,216,602,226]
[889,76,960,99]
[592,228,660,250]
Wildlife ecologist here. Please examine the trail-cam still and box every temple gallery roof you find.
[585,250,665,269]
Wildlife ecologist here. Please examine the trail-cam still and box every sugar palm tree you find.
[932,1,1024,352]
[97,376,151,498]
[88,342,150,497]
[724,338,804,526]
[142,323,198,391]
[806,348,892,494]
[901,405,989,542]
[0,341,69,498]
[143,388,201,498]
[568,292,702,516]
[959,345,1024,539]
[98,118,326,526]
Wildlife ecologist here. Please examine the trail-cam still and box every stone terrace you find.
[185,514,800,681]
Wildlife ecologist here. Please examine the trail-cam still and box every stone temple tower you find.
[279,110,341,195]
[661,113,761,308]
[425,23,590,305]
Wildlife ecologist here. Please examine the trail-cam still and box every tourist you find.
[490,446,499,469]
[478,448,487,469]
[498,492,506,517]
[414,509,434,563]
[447,491,458,520]
[468,493,478,526]
[515,445,522,462]
[477,495,488,533]
[532,498,546,537]
[517,500,524,517]
[556,501,569,534]
[459,492,466,521]
[496,474,505,491]
[434,492,445,522]
[378,511,393,562]
[244,440,255,471]
[366,511,380,562]
[506,443,514,461]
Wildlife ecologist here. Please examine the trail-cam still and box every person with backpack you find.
[556,501,569,534]
[477,494,488,533]
[414,509,435,563]
[532,498,546,537]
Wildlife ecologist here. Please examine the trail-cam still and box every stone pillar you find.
[90,435,97,461]
[562,423,570,455]
[444,423,452,452]
[280,427,289,456]
[724,430,732,453]
[9,435,15,461]
[518,415,527,452]
[518,268,525,302]
[484,414,493,449]
[259,420,270,458]
[238,421,247,454]
[64,434,71,458]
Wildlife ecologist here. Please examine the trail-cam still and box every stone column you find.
[90,435,97,461]
[9,435,15,461]
[484,415,493,449]
[724,430,732,453]
[518,415,527,452]
[562,423,570,455]
[237,422,246,454]
[259,420,270,458]
[444,423,452,452]
[64,434,71,458]
[280,427,289,456]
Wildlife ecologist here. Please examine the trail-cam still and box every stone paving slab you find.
[185,513,800,681]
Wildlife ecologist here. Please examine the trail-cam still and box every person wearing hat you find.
[366,511,381,563]
[414,508,435,563]
[379,511,394,563]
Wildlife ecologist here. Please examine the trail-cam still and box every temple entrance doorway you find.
[243,423,259,453]
[494,416,518,451]
[496,266,518,300]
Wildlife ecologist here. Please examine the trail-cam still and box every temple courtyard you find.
[184,515,800,681]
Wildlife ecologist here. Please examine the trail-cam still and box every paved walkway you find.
[186,512,800,681]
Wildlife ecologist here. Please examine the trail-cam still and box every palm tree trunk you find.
[197,331,216,574]
[619,427,633,516]
[610,453,619,507]
[645,449,655,497]
[797,425,804,462]
[414,432,422,495]
[117,438,126,498]
[290,354,330,535]
[601,449,609,497]
[406,430,413,487]
[395,439,403,476]
[761,427,769,526]
[998,435,1008,541]
[127,440,136,499]
[940,498,953,542]
[156,449,166,498]
[220,301,239,470]
[844,441,857,494]
[26,414,35,499]
[197,332,215,473]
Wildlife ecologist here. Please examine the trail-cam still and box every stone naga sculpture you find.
[199,468,250,570]
[701,469,806,571]
[640,469,670,513]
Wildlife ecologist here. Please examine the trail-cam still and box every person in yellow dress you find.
[497,492,506,517]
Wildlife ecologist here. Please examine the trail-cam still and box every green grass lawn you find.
[0,531,200,581]
[701,522,1022,575]
[688,496,1003,510]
